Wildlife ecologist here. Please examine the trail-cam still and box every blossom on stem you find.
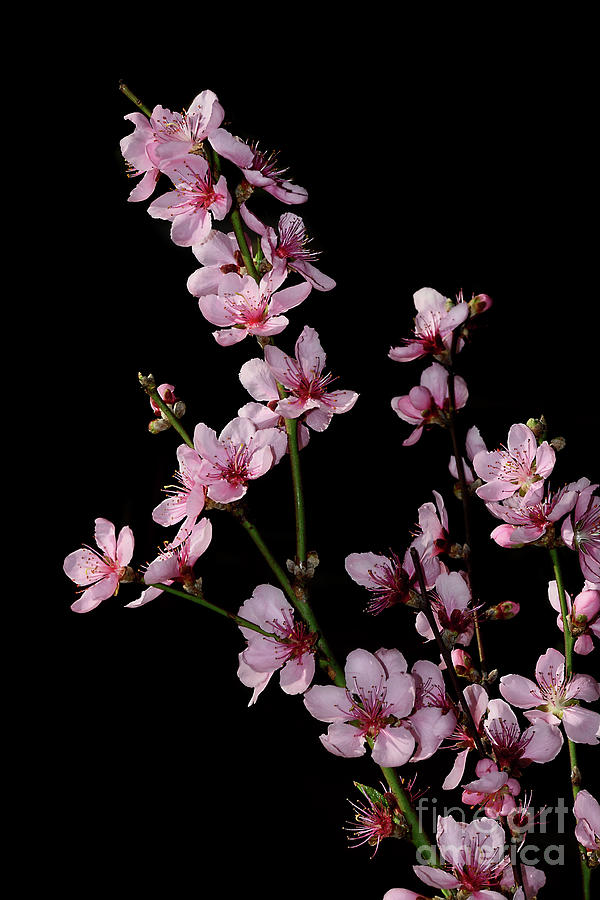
[187,230,248,300]
[64,518,134,613]
[548,579,600,655]
[303,648,416,767]
[208,130,308,204]
[120,112,161,202]
[147,90,225,164]
[238,357,310,455]
[126,519,212,608]
[391,362,468,447]
[408,659,457,761]
[415,570,476,648]
[486,481,578,547]
[561,478,600,583]
[461,758,520,817]
[449,424,487,487]
[246,210,336,291]
[484,697,564,772]
[151,443,207,531]
[263,325,358,431]
[345,783,404,856]
[473,422,556,502]
[198,271,311,346]
[573,789,600,851]
[442,683,489,789]
[344,548,442,614]
[236,584,317,704]
[413,490,452,559]
[147,156,231,246]
[193,416,287,503]
[499,647,600,744]
[388,287,469,364]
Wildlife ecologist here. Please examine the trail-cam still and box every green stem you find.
[284,417,306,565]
[230,207,260,282]
[379,765,440,868]
[119,81,152,118]
[138,375,195,448]
[148,582,276,637]
[548,548,591,900]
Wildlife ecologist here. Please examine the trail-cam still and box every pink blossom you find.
[388,287,469,363]
[147,156,231,246]
[198,271,311,346]
[415,571,475,648]
[126,519,212,608]
[573,789,600,851]
[238,357,310,454]
[391,361,468,446]
[236,584,316,704]
[344,547,442,614]
[193,416,287,503]
[413,490,451,559]
[499,647,600,744]
[263,326,358,431]
[486,481,578,546]
[208,130,308,204]
[449,424,487,486]
[408,659,457,761]
[120,112,160,202]
[64,518,134,613]
[147,90,225,164]
[561,478,600,583]
[187,230,248,300]
[484,697,564,770]
[151,443,207,531]
[461,758,520,817]
[413,814,511,898]
[345,783,400,856]
[473,422,556,502]
[303,648,416,767]
[443,683,489,789]
[548,579,600,655]
[246,211,336,291]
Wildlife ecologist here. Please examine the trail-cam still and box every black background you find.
[29,18,598,899]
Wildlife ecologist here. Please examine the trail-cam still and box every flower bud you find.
[525,415,547,443]
[486,600,520,620]
[148,418,172,434]
[172,400,186,419]
[468,292,493,315]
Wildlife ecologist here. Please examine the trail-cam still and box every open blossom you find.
[236,584,317,705]
[449,424,487,486]
[408,659,457,761]
[147,155,231,246]
[486,480,578,546]
[473,422,556,502]
[391,361,468,447]
[303,648,416,767]
[415,571,475,648]
[573,789,600,851]
[120,112,161,202]
[186,230,248,300]
[443,683,489,789]
[462,758,520,818]
[548,579,600,655]
[147,89,225,163]
[485,697,564,771]
[388,287,470,363]
[64,518,134,613]
[209,130,308,204]
[263,326,358,431]
[199,270,311,346]
[499,647,600,744]
[193,416,287,503]
[238,357,310,455]
[413,490,452,559]
[413,814,511,898]
[126,519,212,608]
[344,547,442,614]
[151,443,206,530]
[561,478,600,583]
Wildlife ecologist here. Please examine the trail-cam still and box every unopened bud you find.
[235,180,254,204]
[138,372,156,392]
[468,292,493,315]
[525,415,547,443]
[172,400,186,419]
[550,435,566,452]
[148,418,172,434]
[487,600,520,620]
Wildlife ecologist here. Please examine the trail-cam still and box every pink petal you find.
[303,684,352,722]
[371,725,415,767]
[562,706,600,744]
[499,674,543,708]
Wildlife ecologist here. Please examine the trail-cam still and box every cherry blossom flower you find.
[415,570,475,648]
[388,287,469,363]
[64,518,135,613]
[147,155,231,247]
[486,480,578,546]
[345,783,404,856]
[303,648,416,767]
[443,683,489,789]
[408,659,457,761]
[548,579,600,655]
[413,490,452,559]
[198,271,311,346]
[473,422,556,502]
[147,90,225,164]
[413,814,511,898]
[236,584,317,704]
[126,519,212,609]
[484,697,564,771]
[449,424,487,486]
[461,758,520,817]
[561,478,600,583]
[120,112,161,202]
[244,210,336,291]
[573,789,600,851]
[187,230,248,300]
[499,647,600,744]
[238,357,310,455]
[151,443,207,531]
[344,547,442,614]
[391,361,468,446]
[208,130,308,204]
[263,326,358,431]
[193,416,287,503]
